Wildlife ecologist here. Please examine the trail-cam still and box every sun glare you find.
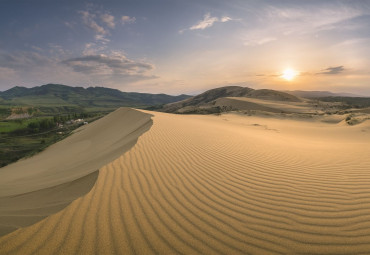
[281,68,298,81]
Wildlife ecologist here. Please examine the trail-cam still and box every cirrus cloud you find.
[180,13,234,34]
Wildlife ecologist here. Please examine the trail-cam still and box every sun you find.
[281,68,298,81]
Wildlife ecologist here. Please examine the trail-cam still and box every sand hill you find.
[212,97,320,114]
[1,107,370,254]
[158,86,302,114]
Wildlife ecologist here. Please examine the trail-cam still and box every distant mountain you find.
[285,90,362,98]
[0,84,191,109]
[156,86,301,113]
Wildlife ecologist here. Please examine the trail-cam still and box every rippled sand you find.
[1,109,370,254]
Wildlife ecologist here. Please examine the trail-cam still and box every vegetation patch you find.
[0,112,104,167]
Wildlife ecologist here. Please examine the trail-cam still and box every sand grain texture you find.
[1,110,370,254]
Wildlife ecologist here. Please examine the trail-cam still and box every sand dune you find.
[1,108,370,254]
[213,97,317,113]
[0,108,152,236]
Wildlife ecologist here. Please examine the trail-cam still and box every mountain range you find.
[0,84,190,108]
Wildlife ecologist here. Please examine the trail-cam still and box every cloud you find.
[318,66,345,75]
[244,37,276,46]
[61,52,156,80]
[239,4,370,48]
[221,16,232,23]
[100,13,115,28]
[79,10,107,35]
[190,13,219,30]
[0,50,157,91]
[262,5,368,35]
[94,34,110,44]
[266,6,363,27]
[82,43,107,55]
[121,16,136,24]
[180,13,234,34]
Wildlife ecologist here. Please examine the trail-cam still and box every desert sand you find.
[1,107,370,254]
[213,97,322,113]
[0,108,152,236]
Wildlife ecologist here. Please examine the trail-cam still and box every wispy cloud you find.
[94,34,110,44]
[121,15,136,25]
[100,13,115,29]
[78,7,136,56]
[317,66,345,75]
[82,43,107,55]
[262,4,369,36]
[242,4,370,47]
[79,10,107,35]
[190,13,219,30]
[265,5,364,29]
[221,16,232,23]
[180,13,234,34]
[244,37,276,46]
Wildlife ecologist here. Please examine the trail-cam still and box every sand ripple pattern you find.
[1,112,370,254]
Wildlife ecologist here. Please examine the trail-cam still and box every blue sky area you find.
[1,0,370,95]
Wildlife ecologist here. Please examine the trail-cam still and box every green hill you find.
[0,84,190,108]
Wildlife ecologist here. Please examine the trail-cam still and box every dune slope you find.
[214,97,315,113]
[1,111,370,254]
[0,108,152,236]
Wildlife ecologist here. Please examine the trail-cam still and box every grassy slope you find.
[0,115,104,167]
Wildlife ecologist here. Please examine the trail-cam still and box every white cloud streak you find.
[190,13,219,30]
[221,16,232,23]
[180,13,233,34]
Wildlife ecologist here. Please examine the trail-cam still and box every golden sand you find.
[1,108,370,254]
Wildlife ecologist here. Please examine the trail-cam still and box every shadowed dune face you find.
[0,108,153,236]
[1,110,370,254]
[0,171,99,237]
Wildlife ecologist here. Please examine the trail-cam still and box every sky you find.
[1,0,370,95]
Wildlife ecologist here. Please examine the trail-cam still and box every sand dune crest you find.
[0,108,152,236]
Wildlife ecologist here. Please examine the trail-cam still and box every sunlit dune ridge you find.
[1,109,370,254]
